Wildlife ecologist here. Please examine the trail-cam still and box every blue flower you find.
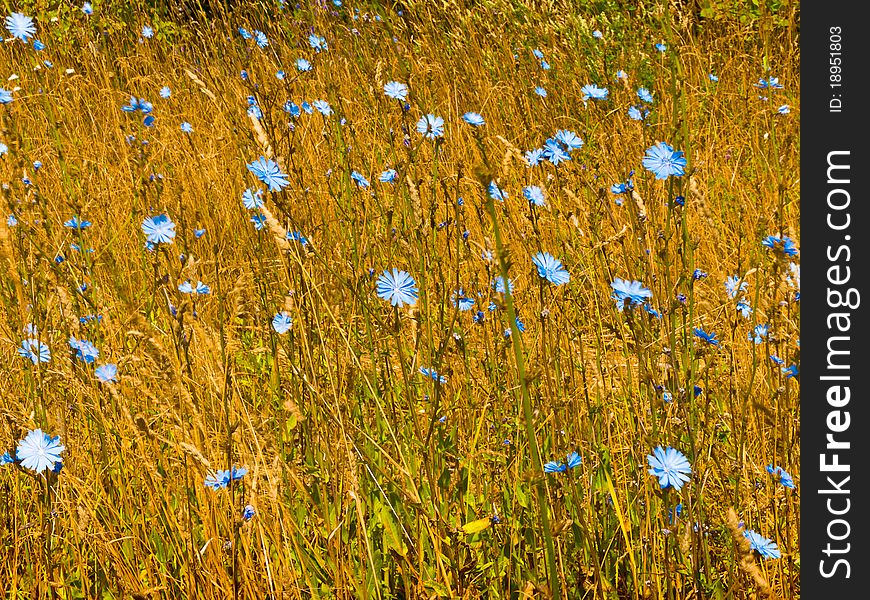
[743,529,781,559]
[95,363,118,383]
[379,169,398,183]
[301,102,313,114]
[581,84,609,101]
[287,231,308,245]
[523,186,546,206]
[611,278,652,310]
[250,213,267,230]
[532,252,570,286]
[242,188,264,210]
[592,30,603,39]
[655,42,666,52]
[82,2,93,15]
[488,181,508,201]
[247,157,289,192]
[308,33,327,52]
[749,324,768,344]
[284,101,301,117]
[141,25,154,39]
[416,114,444,139]
[725,275,747,298]
[0,89,14,104]
[766,465,795,489]
[642,142,687,179]
[761,235,798,257]
[5,13,36,42]
[451,289,475,311]
[238,27,251,39]
[532,49,544,59]
[383,81,408,101]
[141,214,176,245]
[628,106,647,121]
[736,299,753,319]
[709,74,718,82]
[272,312,293,334]
[565,451,582,469]
[543,141,571,166]
[647,446,691,490]
[462,112,485,126]
[16,429,64,474]
[420,367,447,384]
[637,87,654,103]
[313,99,332,115]
[0,451,13,466]
[296,58,312,72]
[243,504,256,520]
[194,228,206,238]
[524,148,545,167]
[180,122,193,133]
[756,76,783,90]
[69,337,99,363]
[491,276,514,295]
[783,364,798,378]
[693,328,720,346]
[351,171,370,188]
[534,86,547,98]
[64,216,92,230]
[204,466,248,490]
[777,104,790,115]
[159,86,171,98]
[254,30,268,48]
[376,269,418,307]
[33,39,45,51]
[555,130,583,151]
[544,461,567,474]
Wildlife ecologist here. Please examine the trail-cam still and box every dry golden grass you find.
[1,1,799,598]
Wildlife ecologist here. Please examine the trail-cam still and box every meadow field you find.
[0,1,800,598]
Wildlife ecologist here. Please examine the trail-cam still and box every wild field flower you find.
[247,157,289,192]
[693,328,720,346]
[142,214,176,244]
[19,339,51,364]
[523,185,545,206]
[451,290,475,311]
[420,367,447,384]
[491,276,514,295]
[204,466,248,490]
[376,269,418,307]
[95,364,118,383]
[637,87,654,103]
[766,465,795,489]
[272,312,293,333]
[64,216,92,229]
[379,169,398,183]
[532,252,570,286]
[743,529,781,559]
[488,181,507,201]
[725,275,747,298]
[642,142,686,179]
[16,429,64,474]
[242,188,264,210]
[749,324,768,344]
[462,112,485,126]
[611,278,652,310]
[384,81,408,101]
[581,84,608,101]
[69,337,99,363]
[141,25,153,39]
[647,446,691,490]
[416,114,444,139]
[6,13,36,41]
